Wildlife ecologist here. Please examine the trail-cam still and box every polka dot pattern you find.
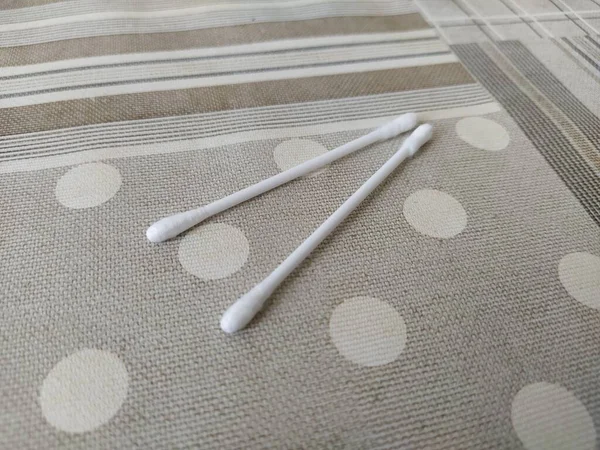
[558,252,600,310]
[403,189,467,239]
[55,163,122,209]
[456,117,510,151]
[273,139,328,176]
[40,349,128,433]
[511,382,596,450]
[28,114,597,445]
[178,223,249,280]
[329,297,406,367]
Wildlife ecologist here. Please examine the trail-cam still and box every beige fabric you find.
[0,62,471,135]
[0,0,63,9]
[0,14,429,66]
[1,1,600,449]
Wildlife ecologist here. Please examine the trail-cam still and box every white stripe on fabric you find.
[0,84,491,157]
[0,102,502,173]
[0,1,295,24]
[0,53,458,108]
[1,93,492,157]
[0,41,450,96]
[0,1,415,46]
[0,84,489,148]
[0,0,410,25]
[0,29,438,77]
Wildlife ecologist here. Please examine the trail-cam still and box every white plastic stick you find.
[146,113,418,243]
[220,124,433,334]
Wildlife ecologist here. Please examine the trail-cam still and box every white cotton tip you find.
[375,113,418,141]
[403,123,433,156]
[146,208,208,243]
[220,285,269,334]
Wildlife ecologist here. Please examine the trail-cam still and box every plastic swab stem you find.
[146,113,418,243]
[220,124,433,334]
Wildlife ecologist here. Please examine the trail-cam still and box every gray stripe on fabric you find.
[453,42,600,227]
[0,0,61,10]
[0,85,485,151]
[1,84,483,144]
[0,15,430,67]
[484,40,600,171]
[0,85,491,161]
[0,51,451,100]
[496,0,543,37]
[0,0,269,16]
[577,36,600,62]
[585,35,600,51]
[0,37,439,81]
[0,62,472,135]
[0,1,415,47]
[3,102,494,162]
[562,37,600,74]
[497,40,600,152]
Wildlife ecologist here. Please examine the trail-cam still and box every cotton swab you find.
[146,113,418,243]
[220,124,433,334]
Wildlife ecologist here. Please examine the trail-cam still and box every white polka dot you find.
[403,189,467,239]
[273,139,328,176]
[512,382,596,450]
[178,223,249,280]
[40,349,128,433]
[456,117,510,151]
[329,297,406,367]
[559,252,600,310]
[55,163,122,209]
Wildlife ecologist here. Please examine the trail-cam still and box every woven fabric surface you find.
[1,1,599,449]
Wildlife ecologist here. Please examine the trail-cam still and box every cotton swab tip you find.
[375,113,418,141]
[403,123,433,156]
[146,209,208,243]
[220,285,270,333]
